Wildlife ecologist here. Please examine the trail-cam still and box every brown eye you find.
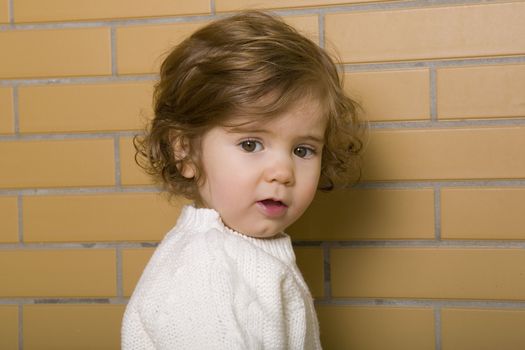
[294,146,315,158]
[240,140,262,152]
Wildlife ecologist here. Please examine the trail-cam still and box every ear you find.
[172,137,196,179]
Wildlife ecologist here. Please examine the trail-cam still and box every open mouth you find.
[259,199,287,207]
[256,199,288,217]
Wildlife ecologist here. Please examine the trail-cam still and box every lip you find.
[256,198,288,218]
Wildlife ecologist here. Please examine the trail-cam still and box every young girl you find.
[122,11,361,349]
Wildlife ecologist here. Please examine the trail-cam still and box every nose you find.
[264,154,295,186]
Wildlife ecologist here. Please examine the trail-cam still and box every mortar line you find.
[369,118,525,129]
[354,179,525,189]
[315,298,525,309]
[292,241,322,247]
[0,131,139,141]
[3,296,525,308]
[0,186,159,197]
[343,55,525,73]
[0,298,114,304]
[18,304,23,350]
[0,74,157,87]
[3,239,525,251]
[429,67,437,121]
[0,0,507,32]
[318,13,325,49]
[324,240,525,249]
[34,298,111,304]
[322,242,332,301]
[434,307,442,350]
[434,186,442,241]
[0,242,160,250]
[210,0,216,15]
[110,26,118,76]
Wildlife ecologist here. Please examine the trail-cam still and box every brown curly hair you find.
[135,10,363,203]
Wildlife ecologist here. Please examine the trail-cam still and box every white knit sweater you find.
[122,205,322,350]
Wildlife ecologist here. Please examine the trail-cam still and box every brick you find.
[0,249,116,297]
[0,196,18,243]
[0,306,18,350]
[326,2,525,63]
[283,15,319,44]
[0,139,114,189]
[317,306,435,350]
[24,304,124,350]
[0,28,110,79]
[216,0,376,12]
[362,127,525,181]
[15,0,209,23]
[19,82,153,133]
[295,248,323,298]
[0,0,7,23]
[442,308,525,350]
[442,188,525,240]
[345,69,430,121]
[123,248,154,296]
[24,193,183,242]
[0,87,14,134]
[290,189,434,240]
[119,136,154,185]
[117,22,205,75]
[437,64,525,120]
[331,248,525,300]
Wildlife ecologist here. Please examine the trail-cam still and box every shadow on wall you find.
[289,187,435,242]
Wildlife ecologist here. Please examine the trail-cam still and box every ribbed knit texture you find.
[122,205,322,349]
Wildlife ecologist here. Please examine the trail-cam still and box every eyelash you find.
[238,139,317,158]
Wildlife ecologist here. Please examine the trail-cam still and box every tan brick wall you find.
[1,1,524,349]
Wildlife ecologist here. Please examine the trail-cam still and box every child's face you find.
[191,99,326,238]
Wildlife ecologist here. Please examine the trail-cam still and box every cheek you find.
[297,162,322,205]
[303,178,320,203]
[204,163,253,203]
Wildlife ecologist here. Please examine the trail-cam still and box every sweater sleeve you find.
[280,273,321,350]
[121,300,156,350]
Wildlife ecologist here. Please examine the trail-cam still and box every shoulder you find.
[130,226,254,297]
[141,225,225,280]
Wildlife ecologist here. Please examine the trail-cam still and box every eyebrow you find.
[227,127,325,144]
[226,126,266,135]
[299,135,325,144]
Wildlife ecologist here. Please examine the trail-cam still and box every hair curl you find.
[135,10,364,202]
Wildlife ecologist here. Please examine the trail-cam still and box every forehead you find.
[224,98,327,137]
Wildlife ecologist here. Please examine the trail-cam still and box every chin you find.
[259,232,281,239]
[259,227,286,238]
[243,226,280,239]
[234,220,286,238]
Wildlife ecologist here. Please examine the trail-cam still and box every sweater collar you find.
[175,204,296,265]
